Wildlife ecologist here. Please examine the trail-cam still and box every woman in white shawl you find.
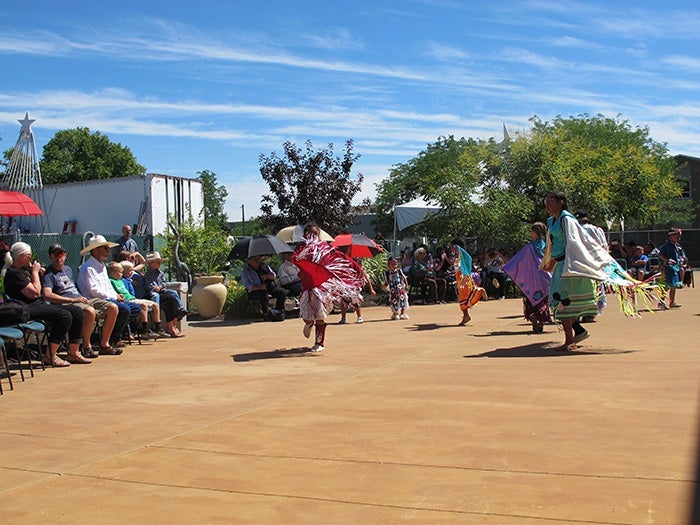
[541,192,597,351]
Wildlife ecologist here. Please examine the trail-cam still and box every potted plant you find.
[162,213,231,318]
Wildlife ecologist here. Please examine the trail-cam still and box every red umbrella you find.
[332,233,382,258]
[0,191,43,217]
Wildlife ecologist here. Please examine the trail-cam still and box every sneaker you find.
[391,313,398,320]
[138,328,159,339]
[156,329,170,338]
[573,330,590,344]
[99,345,123,356]
[356,317,364,324]
[310,343,324,352]
[399,314,409,320]
[338,318,346,325]
[302,322,313,339]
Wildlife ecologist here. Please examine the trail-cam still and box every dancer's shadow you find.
[465,342,637,358]
[473,329,534,337]
[232,347,315,362]
[406,323,467,331]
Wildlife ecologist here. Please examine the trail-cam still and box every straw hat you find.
[79,235,118,256]
[145,251,165,263]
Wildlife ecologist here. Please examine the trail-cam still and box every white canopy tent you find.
[391,197,443,255]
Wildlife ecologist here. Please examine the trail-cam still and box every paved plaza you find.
[1,287,698,524]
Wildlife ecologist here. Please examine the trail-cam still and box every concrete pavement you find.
[1,287,698,524]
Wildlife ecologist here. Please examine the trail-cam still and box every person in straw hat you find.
[143,251,187,337]
[77,234,140,351]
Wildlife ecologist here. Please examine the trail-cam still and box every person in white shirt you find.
[277,252,302,296]
[78,235,138,350]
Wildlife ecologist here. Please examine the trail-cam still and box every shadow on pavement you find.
[465,342,637,358]
[232,347,314,362]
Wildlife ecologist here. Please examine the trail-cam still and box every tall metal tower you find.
[3,113,43,191]
[1,113,46,233]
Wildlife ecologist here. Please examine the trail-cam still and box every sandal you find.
[167,331,186,338]
[99,345,123,356]
[67,353,92,364]
[82,346,99,359]
[43,356,71,367]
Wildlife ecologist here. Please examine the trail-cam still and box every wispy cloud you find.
[425,41,471,61]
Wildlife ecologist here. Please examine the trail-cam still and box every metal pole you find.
[392,204,398,257]
[241,204,245,236]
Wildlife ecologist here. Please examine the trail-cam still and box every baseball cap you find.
[48,243,66,256]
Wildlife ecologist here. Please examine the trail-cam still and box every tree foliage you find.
[259,140,364,234]
[504,114,682,227]
[197,169,229,228]
[161,212,230,276]
[40,127,145,184]
[374,115,687,250]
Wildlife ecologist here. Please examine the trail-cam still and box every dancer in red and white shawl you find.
[293,224,364,352]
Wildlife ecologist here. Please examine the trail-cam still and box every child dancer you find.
[384,257,409,320]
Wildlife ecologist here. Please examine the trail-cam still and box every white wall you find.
[35,176,146,235]
[33,174,203,236]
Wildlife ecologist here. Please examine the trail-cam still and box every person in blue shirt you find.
[657,228,688,308]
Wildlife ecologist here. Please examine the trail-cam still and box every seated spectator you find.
[434,245,457,301]
[42,243,121,358]
[609,240,627,263]
[411,247,446,303]
[143,252,189,326]
[124,260,180,338]
[78,234,138,348]
[627,245,649,281]
[107,262,160,339]
[483,247,507,300]
[277,252,302,296]
[116,249,145,272]
[3,242,85,366]
[401,247,414,275]
[644,241,659,257]
[241,255,287,320]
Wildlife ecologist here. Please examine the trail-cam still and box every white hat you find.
[80,235,118,256]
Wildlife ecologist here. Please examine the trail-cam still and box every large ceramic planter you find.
[191,275,227,318]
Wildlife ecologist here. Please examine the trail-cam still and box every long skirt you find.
[523,297,552,324]
[299,287,334,321]
[549,263,598,320]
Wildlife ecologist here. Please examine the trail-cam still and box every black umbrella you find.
[228,235,293,260]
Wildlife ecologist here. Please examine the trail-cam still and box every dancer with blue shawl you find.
[503,222,553,333]
[452,239,486,326]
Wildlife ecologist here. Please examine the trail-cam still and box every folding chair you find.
[0,326,29,382]
[0,336,13,393]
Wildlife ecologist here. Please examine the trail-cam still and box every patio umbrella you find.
[227,235,293,260]
[276,224,333,243]
[331,233,383,258]
[0,191,43,216]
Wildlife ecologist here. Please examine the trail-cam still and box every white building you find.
[29,173,203,236]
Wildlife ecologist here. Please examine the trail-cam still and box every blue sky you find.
[1,1,699,222]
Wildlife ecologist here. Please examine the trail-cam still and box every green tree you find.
[504,114,684,227]
[375,115,687,250]
[40,127,145,184]
[259,140,365,233]
[197,169,229,228]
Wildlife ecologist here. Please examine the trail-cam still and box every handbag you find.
[0,299,31,324]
